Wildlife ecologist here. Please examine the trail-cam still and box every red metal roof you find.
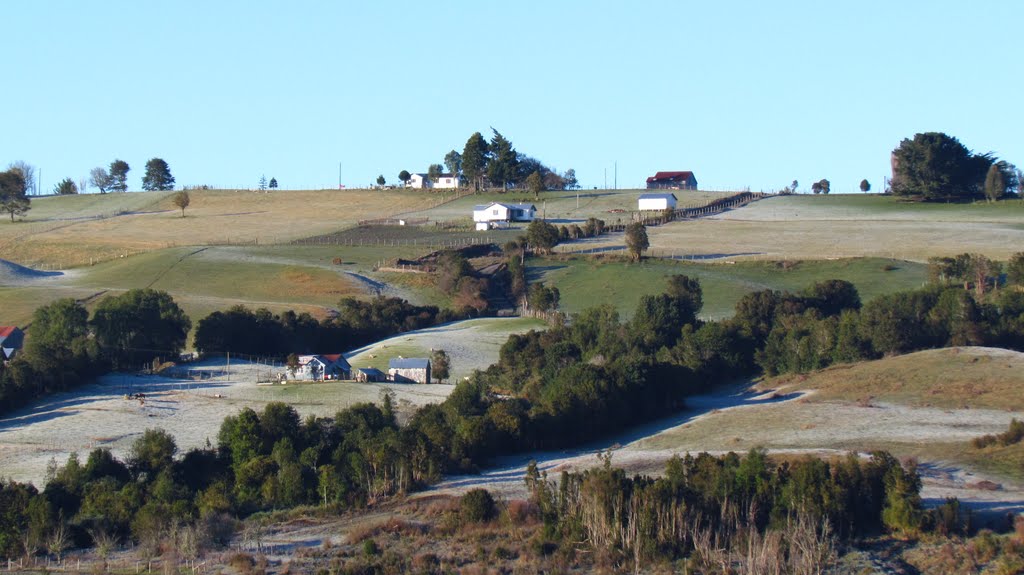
[0,326,18,338]
[646,171,695,183]
[321,353,344,363]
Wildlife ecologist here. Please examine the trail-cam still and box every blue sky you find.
[3,1,1022,193]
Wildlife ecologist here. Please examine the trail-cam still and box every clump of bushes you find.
[972,418,1024,449]
[460,489,497,523]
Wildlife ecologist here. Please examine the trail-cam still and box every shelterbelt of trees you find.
[5,252,1024,559]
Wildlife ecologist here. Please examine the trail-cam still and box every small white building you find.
[638,193,678,211]
[407,173,460,190]
[472,203,536,229]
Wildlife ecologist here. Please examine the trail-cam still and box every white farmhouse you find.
[407,173,460,190]
[472,202,537,230]
[638,193,678,211]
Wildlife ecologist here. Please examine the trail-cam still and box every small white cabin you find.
[638,193,678,211]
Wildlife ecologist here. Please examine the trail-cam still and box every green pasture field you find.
[529,256,928,319]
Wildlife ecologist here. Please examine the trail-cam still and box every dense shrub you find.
[460,489,497,523]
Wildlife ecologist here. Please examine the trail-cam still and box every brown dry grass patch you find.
[763,347,1024,411]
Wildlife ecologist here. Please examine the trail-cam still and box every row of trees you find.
[90,158,175,193]
[527,448,934,568]
[382,129,579,192]
[193,297,460,358]
[891,132,1019,202]
[9,265,1023,559]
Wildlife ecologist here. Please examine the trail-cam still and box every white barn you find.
[472,202,536,229]
[408,173,460,190]
[638,193,678,211]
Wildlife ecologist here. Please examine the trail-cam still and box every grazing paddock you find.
[716,194,1024,223]
[553,194,1024,263]
[0,188,441,267]
[346,317,547,381]
[0,358,455,486]
[529,256,927,319]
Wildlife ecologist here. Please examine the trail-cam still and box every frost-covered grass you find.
[346,317,547,381]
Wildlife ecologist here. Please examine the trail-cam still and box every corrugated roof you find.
[389,358,430,369]
[357,367,385,376]
[0,326,18,338]
[646,171,695,183]
[639,193,677,201]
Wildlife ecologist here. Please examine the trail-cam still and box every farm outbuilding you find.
[638,193,678,211]
[388,357,431,384]
[0,326,24,360]
[646,171,698,190]
[354,367,386,383]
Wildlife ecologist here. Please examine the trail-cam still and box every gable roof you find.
[646,171,695,183]
[473,202,537,212]
[357,367,385,377]
[639,193,677,201]
[298,354,350,368]
[0,326,19,338]
[389,358,430,370]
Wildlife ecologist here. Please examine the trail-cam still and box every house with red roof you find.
[0,326,24,360]
[645,171,698,190]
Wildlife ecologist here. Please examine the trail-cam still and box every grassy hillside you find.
[0,188,443,267]
[717,193,1024,223]
[346,317,546,381]
[555,195,1024,263]
[529,256,928,319]
[764,346,1024,411]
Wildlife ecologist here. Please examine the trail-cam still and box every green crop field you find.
[529,256,928,319]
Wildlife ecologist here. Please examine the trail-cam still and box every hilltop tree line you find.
[7,265,1014,560]
[387,129,579,192]
[0,159,176,222]
[891,132,1019,202]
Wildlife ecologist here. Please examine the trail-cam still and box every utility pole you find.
[604,168,607,190]
[338,162,342,189]
[614,161,617,190]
